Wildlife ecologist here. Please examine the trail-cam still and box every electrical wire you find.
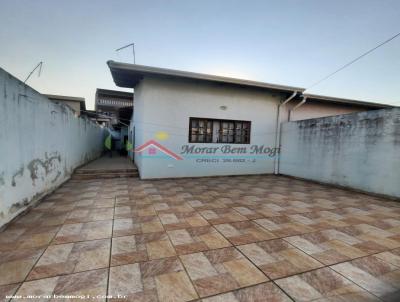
[306,31,400,91]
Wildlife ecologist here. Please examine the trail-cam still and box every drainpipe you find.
[288,96,308,122]
[274,91,298,174]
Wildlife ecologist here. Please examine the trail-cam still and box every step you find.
[75,168,137,174]
[71,172,139,180]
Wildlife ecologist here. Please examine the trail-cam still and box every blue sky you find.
[1,0,399,108]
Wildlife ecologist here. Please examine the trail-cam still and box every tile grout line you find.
[277,237,398,301]
[3,182,115,295]
[188,205,399,301]
[153,188,203,301]
[235,240,330,282]
[6,223,62,301]
[281,235,400,275]
[194,280,295,301]
[232,246,297,301]
[105,193,116,302]
[327,265,386,302]
[49,232,114,246]
[270,280,297,302]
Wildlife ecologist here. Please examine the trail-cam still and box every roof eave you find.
[107,60,304,94]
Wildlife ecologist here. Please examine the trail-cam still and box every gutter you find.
[274,91,298,174]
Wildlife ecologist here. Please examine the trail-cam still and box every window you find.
[189,118,251,144]
[189,118,213,143]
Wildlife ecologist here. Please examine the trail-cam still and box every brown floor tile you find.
[201,282,292,302]
[33,200,76,213]
[158,212,209,231]
[237,239,323,279]
[12,210,71,228]
[111,232,176,266]
[285,229,368,265]
[232,206,264,220]
[114,205,156,218]
[113,216,164,237]
[14,269,108,302]
[198,209,248,225]
[253,216,316,238]
[354,225,400,250]
[8,211,56,228]
[276,267,380,302]
[0,248,44,286]
[74,198,115,209]
[28,239,110,280]
[331,255,400,301]
[52,220,112,244]
[180,247,267,297]
[185,199,226,211]
[154,202,195,215]
[108,258,198,302]
[375,248,400,267]
[168,226,231,255]
[139,232,177,260]
[65,208,114,224]
[0,283,20,302]
[0,226,59,252]
[215,221,276,245]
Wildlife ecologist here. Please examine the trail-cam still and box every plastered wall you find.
[0,68,104,228]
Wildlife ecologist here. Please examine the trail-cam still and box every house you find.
[107,61,392,179]
[45,94,86,116]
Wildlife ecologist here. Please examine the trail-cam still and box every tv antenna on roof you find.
[116,43,136,64]
[24,61,43,83]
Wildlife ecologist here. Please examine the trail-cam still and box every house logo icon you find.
[134,139,183,160]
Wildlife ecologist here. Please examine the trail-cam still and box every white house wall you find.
[134,77,285,179]
[133,80,145,174]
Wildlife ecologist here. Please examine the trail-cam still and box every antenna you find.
[24,61,43,83]
[116,43,136,63]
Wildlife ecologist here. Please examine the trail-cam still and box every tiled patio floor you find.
[1,175,400,301]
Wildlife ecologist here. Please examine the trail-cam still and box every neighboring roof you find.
[45,94,85,103]
[107,61,305,94]
[95,88,133,110]
[95,88,133,99]
[45,94,86,111]
[303,93,393,109]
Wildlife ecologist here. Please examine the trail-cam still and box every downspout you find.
[275,95,308,175]
[288,96,308,122]
[274,91,297,174]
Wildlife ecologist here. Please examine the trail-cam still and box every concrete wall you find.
[133,77,285,179]
[0,68,104,228]
[280,108,400,198]
[52,100,81,116]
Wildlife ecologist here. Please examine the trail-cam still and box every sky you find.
[0,0,399,109]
